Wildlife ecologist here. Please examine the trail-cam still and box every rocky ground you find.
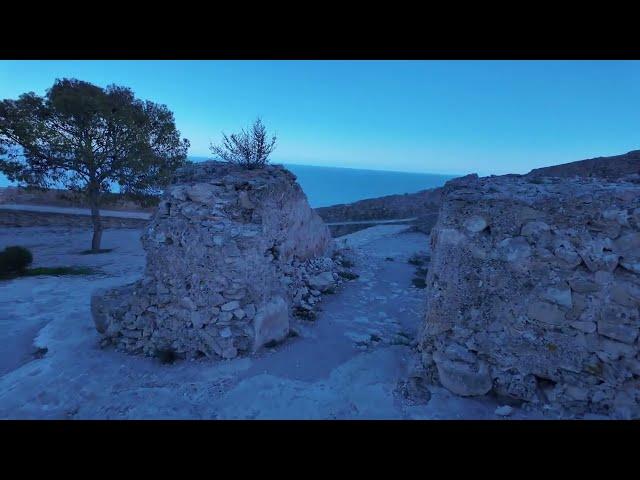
[0,225,572,419]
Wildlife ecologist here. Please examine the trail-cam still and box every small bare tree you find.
[210,118,276,169]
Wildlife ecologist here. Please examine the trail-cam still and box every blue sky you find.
[1,60,639,176]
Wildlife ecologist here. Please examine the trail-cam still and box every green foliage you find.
[0,264,98,280]
[0,78,190,250]
[210,118,276,169]
[0,245,33,274]
[25,266,97,276]
[0,78,190,195]
[80,248,114,255]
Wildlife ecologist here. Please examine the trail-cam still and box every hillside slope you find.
[527,150,640,180]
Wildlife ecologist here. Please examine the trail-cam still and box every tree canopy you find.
[0,78,190,250]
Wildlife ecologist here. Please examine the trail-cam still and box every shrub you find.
[338,270,359,281]
[155,347,178,364]
[0,246,33,274]
[210,118,277,170]
[408,251,430,266]
[340,258,355,268]
[412,277,427,289]
[25,266,97,276]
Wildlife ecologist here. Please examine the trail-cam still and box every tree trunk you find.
[89,188,102,252]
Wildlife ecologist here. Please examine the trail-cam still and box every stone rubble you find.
[494,405,514,417]
[91,161,356,360]
[419,173,640,418]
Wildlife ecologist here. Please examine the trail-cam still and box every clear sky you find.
[1,60,639,176]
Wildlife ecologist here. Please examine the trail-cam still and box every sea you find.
[282,164,455,208]
[0,162,456,209]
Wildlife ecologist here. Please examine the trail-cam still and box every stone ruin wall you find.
[419,174,640,418]
[92,161,353,360]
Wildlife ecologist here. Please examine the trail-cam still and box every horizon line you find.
[187,155,468,177]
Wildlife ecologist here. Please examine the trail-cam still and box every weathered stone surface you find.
[434,354,492,397]
[611,283,640,307]
[221,301,240,312]
[527,301,566,325]
[570,321,597,333]
[579,238,619,272]
[597,321,639,344]
[419,173,640,417]
[464,215,488,233]
[613,233,640,255]
[620,257,640,274]
[495,405,514,417]
[568,277,600,294]
[542,286,572,309]
[497,236,532,263]
[91,161,350,360]
[521,220,550,239]
[553,239,583,268]
[253,296,289,351]
[307,271,336,292]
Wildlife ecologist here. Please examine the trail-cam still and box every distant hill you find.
[315,187,444,223]
[527,150,640,180]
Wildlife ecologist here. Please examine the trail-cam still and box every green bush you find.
[0,246,33,274]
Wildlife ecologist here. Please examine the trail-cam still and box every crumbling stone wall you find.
[419,174,640,418]
[92,161,347,360]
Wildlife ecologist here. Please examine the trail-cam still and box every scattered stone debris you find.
[494,405,514,417]
[398,357,433,405]
[397,376,432,405]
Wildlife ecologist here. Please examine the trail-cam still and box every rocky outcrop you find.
[91,161,352,360]
[527,150,640,181]
[419,173,640,418]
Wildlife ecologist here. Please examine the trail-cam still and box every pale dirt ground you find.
[0,225,561,419]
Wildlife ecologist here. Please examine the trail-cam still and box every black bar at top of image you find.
[2,46,640,60]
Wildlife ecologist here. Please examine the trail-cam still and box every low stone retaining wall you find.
[0,209,148,229]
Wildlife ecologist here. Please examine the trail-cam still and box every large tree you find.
[0,78,190,251]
